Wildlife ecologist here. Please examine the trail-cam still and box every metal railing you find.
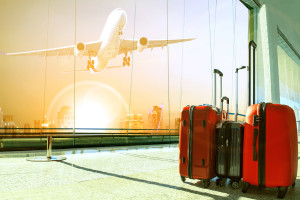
[0,128,179,161]
[0,128,179,138]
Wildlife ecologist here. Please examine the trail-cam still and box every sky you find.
[0,0,249,128]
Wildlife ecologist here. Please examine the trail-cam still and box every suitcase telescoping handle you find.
[235,66,247,121]
[248,40,257,107]
[221,96,229,120]
[213,69,223,108]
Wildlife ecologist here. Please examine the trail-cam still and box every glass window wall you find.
[0,0,248,150]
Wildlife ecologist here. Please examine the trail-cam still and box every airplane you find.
[1,8,195,73]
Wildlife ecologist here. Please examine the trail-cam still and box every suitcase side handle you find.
[221,96,229,120]
[253,129,258,161]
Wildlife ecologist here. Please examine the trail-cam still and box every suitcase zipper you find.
[258,102,267,187]
[188,106,195,179]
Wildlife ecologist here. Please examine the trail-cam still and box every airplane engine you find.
[75,42,86,56]
[137,37,149,52]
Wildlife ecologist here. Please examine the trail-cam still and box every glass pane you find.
[182,0,248,120]
[73,0,136,131]
[0,0,249,149]
[0,1,50,133]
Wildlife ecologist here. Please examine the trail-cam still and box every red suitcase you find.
[179,105,218,187]
[179,68,223,187]
[242,102,298,198]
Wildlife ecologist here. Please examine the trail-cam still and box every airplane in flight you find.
[1,8,195,73]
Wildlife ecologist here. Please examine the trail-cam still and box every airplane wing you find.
[118,38,195,55]
[1,41,101,57]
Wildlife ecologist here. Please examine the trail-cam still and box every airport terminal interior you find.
[0,0,300,199]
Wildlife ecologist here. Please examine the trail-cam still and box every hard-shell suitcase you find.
[242,102,298,198]
[179,105,218,187]
[179,68,223,187]
[215,97,244,189]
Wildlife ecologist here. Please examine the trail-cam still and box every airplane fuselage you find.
[93,8,127,72]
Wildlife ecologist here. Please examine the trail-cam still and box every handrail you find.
[0,128,179,138]
[0,133,179,138]
[0,128,178,131]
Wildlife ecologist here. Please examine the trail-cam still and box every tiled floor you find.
[0,143,299,200]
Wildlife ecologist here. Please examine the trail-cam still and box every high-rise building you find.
[24,123,31,133]
[3,114,17,133]
[24,123,30,128]
[33,118,55,132]
[3,115,16,128]
[41,116,56,129]
[57,106,74,128]
[3,115,13,123]
[123,114,144,130]
[148,105,164,129]
[34,120,41,129]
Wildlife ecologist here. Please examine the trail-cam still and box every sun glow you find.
[75,99,109,128]
[47,81,128,129]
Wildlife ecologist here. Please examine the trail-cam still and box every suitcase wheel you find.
[242,182,250,193]
[292,182,295,188]
[230,180,239,189]
[277,187,288,199]
[201,180,210,188]
[180,176,186,183]
[216,178,226,187]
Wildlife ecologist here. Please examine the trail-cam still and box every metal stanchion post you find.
[27,135,66,162]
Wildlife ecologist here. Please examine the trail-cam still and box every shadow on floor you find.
[116,152,178,163]
[58,161,299,199]
[59,161,226,199]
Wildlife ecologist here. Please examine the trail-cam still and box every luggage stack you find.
[179,41,298,199]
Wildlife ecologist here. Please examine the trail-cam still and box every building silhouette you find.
[3,115,16,128]
[57,106,74,128]
[24,123,30,128]
[34,120,42,129]
[121,114,144,130]
[148,105,164,130]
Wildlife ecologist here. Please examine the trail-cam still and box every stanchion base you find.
[26,156,67,162]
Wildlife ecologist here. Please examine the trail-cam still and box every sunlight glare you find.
[75,99,109,128]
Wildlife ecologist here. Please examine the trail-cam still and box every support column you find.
[259,4,280,103]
